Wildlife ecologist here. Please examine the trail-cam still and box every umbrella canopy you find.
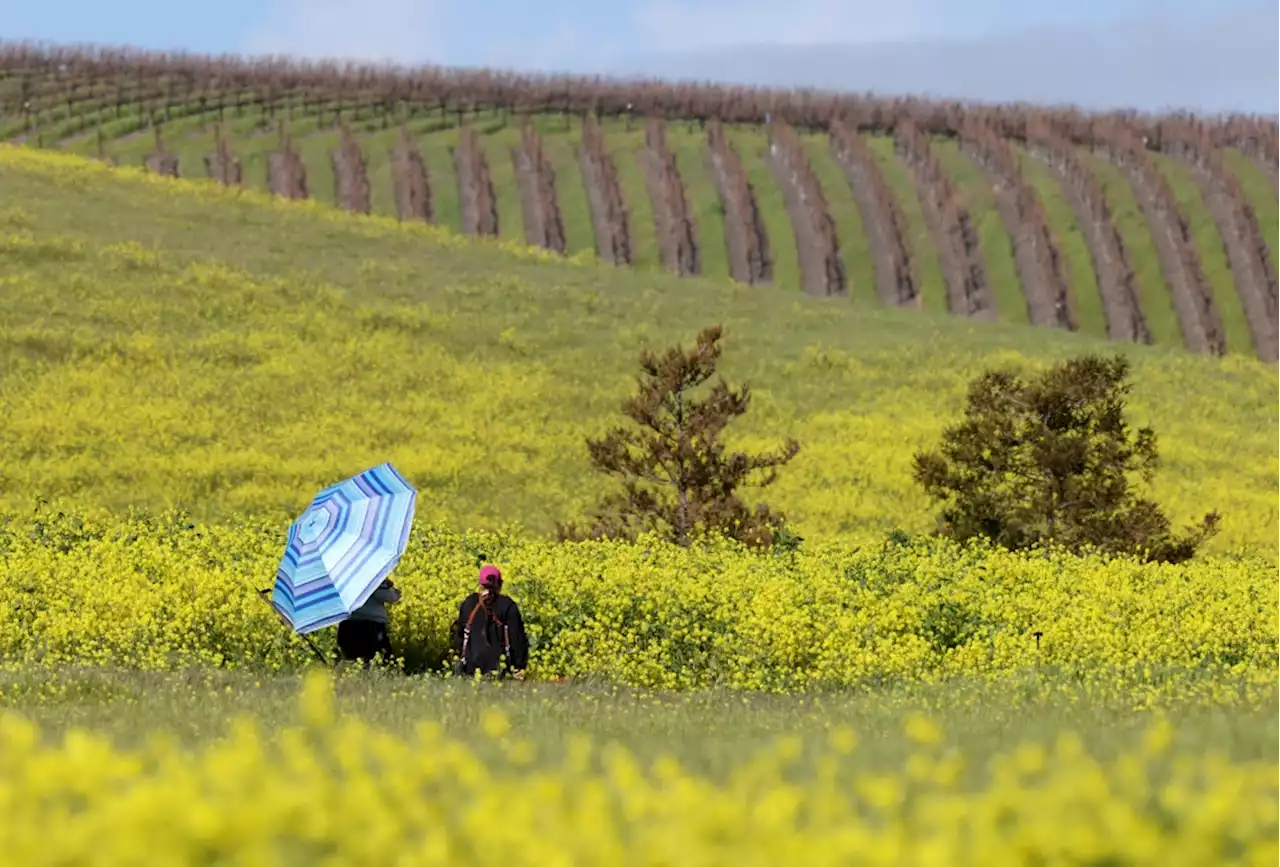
[270,462,417,634]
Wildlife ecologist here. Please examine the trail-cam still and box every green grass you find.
[477,126,523,245]
[3,666,1274,785]
[0,147,1275,551]
[673,128,729,282]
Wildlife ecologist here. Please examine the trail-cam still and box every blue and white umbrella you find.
[269,462,417,635]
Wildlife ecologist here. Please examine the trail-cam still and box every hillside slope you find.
[1,45,1276,364]
[33,112,1278,358]
[1,146,1275,552]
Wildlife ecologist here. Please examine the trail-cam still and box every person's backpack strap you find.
[490,600,511,660]
[460,598,484,662]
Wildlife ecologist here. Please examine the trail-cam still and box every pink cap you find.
[478,565,502,587]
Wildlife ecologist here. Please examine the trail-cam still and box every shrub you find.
[913,354,1220,562]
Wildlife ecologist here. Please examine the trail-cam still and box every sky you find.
[2,0,1276,112]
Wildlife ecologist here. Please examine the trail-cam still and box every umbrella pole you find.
[257,589,334,667]
[297,632,332,667]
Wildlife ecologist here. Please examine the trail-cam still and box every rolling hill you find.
[0,42,1275,554]
[1,43,1276,364]
[0,141,1275,553]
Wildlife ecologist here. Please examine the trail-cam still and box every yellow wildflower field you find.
[0,146,1276,552]
[0,670,1274,867]
[2,508,1274,689]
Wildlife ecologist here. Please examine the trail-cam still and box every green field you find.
[1,146,1276,551]
[5,667,1274,781]
[5,93,1275,360]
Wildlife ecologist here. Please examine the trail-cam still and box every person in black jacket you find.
[450,565,528,679]
[337,578,401,666]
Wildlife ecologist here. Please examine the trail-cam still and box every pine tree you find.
[560,325,800,548]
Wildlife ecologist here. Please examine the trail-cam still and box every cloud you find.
[612,2,1278,113]
[240,0,446,65]
[468,20,608,73]
[238,0,613,73]
[630,0,935,52]
[230,0,1276,113]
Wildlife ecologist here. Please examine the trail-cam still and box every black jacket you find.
[450,592,528,676]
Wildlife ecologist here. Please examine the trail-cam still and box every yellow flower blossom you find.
[0,508,1274,691]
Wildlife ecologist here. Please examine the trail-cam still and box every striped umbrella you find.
[269,462,417,635]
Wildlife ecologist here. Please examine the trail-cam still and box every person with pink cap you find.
[449,564,528,679]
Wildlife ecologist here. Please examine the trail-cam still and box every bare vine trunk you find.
[143,126,179,177]
[203,124,243,187]
[1151,120,1277,363]
[576,116,632,265]
[1024,121,1150,344]
[267,124,309,200]
[1090,120,1226,356]
[764,120,846,297]
[511,123,567,253]
[453,124,499,237]
[390,125,433,222]
[639,117,700,276]
[706,119,772,285]
[829,119,918,307]
[960,120,1075,330]
[330,124,371,214]
[95,126,118,166]
[893,119,996,320]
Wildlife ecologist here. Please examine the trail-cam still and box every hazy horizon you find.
[2,0,1275,114]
